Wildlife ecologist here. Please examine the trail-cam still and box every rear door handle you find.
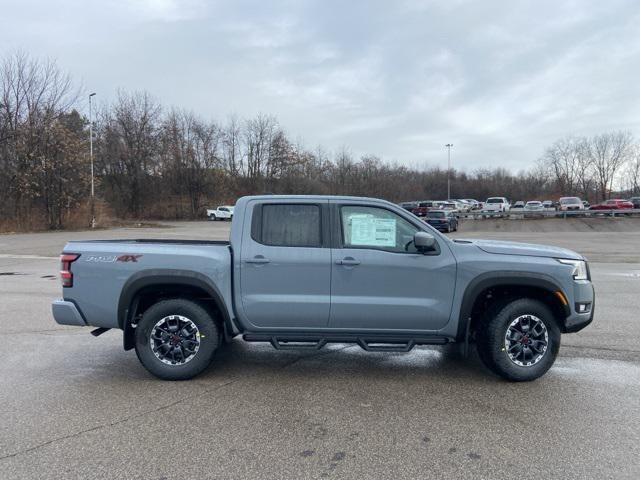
[336,257,360,266]
[245,255,270,264]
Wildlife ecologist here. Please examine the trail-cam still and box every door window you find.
[340,206,421,253]
[256,204,322,247]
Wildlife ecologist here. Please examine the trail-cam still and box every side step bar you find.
[243,333,451,353]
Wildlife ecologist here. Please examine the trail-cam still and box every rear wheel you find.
[135,298,220,380]
[476,298,560,381]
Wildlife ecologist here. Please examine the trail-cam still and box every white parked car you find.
[524,201,544,213]
[558,197,584,211]
[452,199,472,212]
[207,205,234,221]
[483,197,510,214]
[462,199,482,210]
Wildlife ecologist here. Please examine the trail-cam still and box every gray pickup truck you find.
[52,195,594,381]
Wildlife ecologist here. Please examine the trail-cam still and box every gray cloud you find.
[2,0,639,171]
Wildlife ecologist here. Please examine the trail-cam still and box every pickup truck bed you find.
[52,195,594,382]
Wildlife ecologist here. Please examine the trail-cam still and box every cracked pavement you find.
[1,221,639,479]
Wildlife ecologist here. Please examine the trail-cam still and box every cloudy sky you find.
[2,0,640,171]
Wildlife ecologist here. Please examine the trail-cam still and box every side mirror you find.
[414,231,435,252]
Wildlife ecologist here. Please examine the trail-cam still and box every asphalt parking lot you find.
[1,220,639,479]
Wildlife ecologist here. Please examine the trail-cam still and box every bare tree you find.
[98,90,161,217]
[623,144,640,195]
[160,109,220,217]
[586,131,633,200]
[244,113,277,190]
[0,51,81,229]
[541,136,583,195]
[222,114,243,176]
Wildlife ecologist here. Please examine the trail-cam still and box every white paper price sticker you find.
[350,217,396,247]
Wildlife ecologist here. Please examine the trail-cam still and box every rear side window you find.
[254,204,322,247]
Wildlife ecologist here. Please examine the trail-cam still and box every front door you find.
[239,200,331,329]
[329,203,456,332]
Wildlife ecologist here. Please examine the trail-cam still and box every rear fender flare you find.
[118,269,234,350]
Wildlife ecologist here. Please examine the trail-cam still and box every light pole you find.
[89,92,96,228]
[445,143,453,200]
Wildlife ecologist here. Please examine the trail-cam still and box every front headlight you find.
[557,258,588,280]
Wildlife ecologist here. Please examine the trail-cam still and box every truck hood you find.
[458,239,584,260]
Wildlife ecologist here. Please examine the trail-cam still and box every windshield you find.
[560,197,580,205]
[486,198,503,203]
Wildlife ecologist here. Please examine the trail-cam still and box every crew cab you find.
[52,195,595,382]
[206,205,234,221]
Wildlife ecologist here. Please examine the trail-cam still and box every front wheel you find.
[476,298,560,381]
[135,298,220,380]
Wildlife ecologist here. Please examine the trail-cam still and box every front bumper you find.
[52,299,87,326]
[563,281,595,333]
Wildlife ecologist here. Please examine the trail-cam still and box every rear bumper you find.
[428,225,450,231]
[52,299,87,326]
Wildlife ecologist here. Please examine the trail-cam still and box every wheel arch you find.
[457,271,571,347]
[119,269,233,350]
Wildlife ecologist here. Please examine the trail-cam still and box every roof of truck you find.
[238,194,393,203]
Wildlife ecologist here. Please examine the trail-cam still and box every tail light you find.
[60,253,80,287]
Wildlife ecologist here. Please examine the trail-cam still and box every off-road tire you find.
[135,298,220,380]
[476,298,560,382]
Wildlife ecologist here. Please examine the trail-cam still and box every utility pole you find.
[445,143,453,200]
[89,92,96,228]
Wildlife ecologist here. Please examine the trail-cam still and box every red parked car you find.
[589,199,634,210]
[412,201,435,217]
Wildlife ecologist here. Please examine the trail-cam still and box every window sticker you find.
[350,216,396,247]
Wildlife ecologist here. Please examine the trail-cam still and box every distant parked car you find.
[399,201,418,212]
[483,197,510,214]
[425,210,458,232]
[207,205,234,221]
[412,201,434,217]
[582,200,590,209]
[542,200,555,210]
[629,197,640,209]
[462,199,482,210]
[589,199,634,210]
[437,201,459,213]
[558,197,584,211]
[524,201,544,216]
[512,201,525,209]
[525,200,543,210]
[452,199,472,212]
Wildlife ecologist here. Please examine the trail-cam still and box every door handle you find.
[336,257,360,266]
[245,255,270,264]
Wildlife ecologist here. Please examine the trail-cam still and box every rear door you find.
[329,202,457,331]
[238,200,331,329]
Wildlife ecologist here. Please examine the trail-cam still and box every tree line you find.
[2,52,639,230]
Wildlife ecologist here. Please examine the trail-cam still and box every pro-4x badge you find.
[116,254,143,262]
